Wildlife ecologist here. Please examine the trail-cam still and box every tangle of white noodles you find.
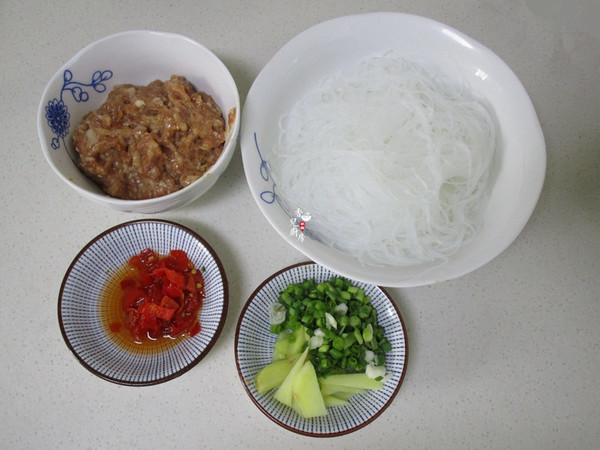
[270,54,497,266]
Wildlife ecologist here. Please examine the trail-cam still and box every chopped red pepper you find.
[120,277,136,290]
[163,249,191,272]
[189,321,201,337]
[121,287,146,310]
[110,248,205,343]
[185,274,198,293]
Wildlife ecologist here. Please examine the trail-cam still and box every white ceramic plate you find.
[59,220,228,385]
[235,262,408,436]
[241,13,546,287]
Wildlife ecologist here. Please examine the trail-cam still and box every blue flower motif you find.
[45,99,70,150]
[62,69,113,103]
[45,69,113,153]
[254,132,278,204]
[254,132,317,243]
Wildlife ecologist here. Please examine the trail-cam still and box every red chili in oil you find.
[102,248,204,350]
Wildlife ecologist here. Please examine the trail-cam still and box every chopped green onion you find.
[325,312,337,329]
[349,316,361,328]
[330,348,343,359]
[269,276,391,378]
[338,315,349,327]
[332,336,344,351]
[354,326,364,345]
[269,303,287,325]
[366,363,386,379]
[334,303,348,315]
[362,323,373,343]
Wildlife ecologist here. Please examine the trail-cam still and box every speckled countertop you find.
[1,1,599,448]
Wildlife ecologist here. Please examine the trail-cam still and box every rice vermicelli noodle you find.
[270,54,497,266]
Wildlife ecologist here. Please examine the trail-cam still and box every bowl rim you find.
[234,261,409,437]
[38,29,241,210]
[58,219,229,386]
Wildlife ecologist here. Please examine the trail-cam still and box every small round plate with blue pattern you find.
[59,219,228,385]
[235,262,408,436]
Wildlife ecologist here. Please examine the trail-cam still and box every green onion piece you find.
[348,316,359,328]
[338,315,349,327]
[379,339,392,353]
[325,312,337,329]
[343,333,356,349]
[371,338,379,350]
[354,328,364,345]
[362,323,373,343]
[330,348,343,359]
[332,336,344,351]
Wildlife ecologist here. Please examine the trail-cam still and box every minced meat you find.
[73,75,227,200]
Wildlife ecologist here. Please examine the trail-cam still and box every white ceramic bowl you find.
[38,30,240,213]
[59,219,228,385]
[235,262,408,436]
[241,13,546,287]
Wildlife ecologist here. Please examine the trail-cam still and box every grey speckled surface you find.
[1,1,598,448]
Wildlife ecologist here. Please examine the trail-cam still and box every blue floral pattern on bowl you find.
[252,132,279,206]
[44,69,113,156]
[253,132,323,244]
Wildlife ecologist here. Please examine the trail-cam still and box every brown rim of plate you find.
[234,261,409,437]
[58,219,229,386]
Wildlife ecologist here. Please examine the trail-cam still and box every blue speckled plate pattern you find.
[235,262,408,437]
[59,220,228,385]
